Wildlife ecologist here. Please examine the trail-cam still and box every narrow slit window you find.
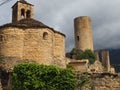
[77,36,79,41]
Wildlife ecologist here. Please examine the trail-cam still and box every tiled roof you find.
[0,18,65,37]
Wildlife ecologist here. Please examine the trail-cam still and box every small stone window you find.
[77,36,79,41]
[26,10,31,18]
[21,9,25,19]
[43,32,48,40]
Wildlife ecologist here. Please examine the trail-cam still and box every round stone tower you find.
[74,16,94,51]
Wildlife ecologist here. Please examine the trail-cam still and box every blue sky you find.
[0,0,120,51]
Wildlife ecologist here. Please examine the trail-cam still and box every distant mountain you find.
[109,49,120,64]
[109,49,120,72]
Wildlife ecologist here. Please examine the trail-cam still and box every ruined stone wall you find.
[0,27,66,68]
[68,59,89,72]
[101,50,111,72]
[95,50,111,72]
[88,60,104,73]
[93,74,120,90]
[75,73,120,90]
[53,33,66,68]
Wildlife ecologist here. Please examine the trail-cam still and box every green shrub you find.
[78,73,90,87]
[12,63,77,90]
[76,49,96,64]
[78,72,91,90]
[70,48,75,54]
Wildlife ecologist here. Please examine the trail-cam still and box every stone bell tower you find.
[74,16,94,51]
[12,0,34,23]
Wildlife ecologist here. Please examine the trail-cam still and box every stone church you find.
[0,0,66,68]
[0,0,116,89]
[0,0,115,73]
[0,0,113,72]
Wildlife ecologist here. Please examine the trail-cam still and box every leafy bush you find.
[78,72,90,87]
[12,63,77,90]
[76,49,96,64]
[70,48,75,54]
[77,72,91,90]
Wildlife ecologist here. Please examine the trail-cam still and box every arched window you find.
[26,10,31,18]
[43,32,48,40]
[21,9,25,19]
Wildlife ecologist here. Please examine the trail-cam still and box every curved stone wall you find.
[0,27,24,58]
[53,32,66,67]
[23,28,54,65]
[0,27,66,67]
[74,16,93,51]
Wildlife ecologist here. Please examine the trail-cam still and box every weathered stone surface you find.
[68,59,89,72]
[12,0,34,22]
[74,16,93,51]
[92,74,120,90]
[53,32,66,68]
[75,73,120,90]
[0,27,66,69]
[0,28,24,58]
[88,60,104,73]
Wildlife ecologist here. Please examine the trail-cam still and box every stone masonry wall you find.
[74,16,93,51]
[12,2,34,22]
[53,32,66,68]
[23,28,54,65]
[0,27,66,68]
[0,27,24,58]
[68,59,89,72]
[17,2,34,19]
[93,73,120,90]
[75,73,120,90]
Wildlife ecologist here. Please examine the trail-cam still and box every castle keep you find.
[0,0,66,68]
[74,16,93,51]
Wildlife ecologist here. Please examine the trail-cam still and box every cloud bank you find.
[0,0,120,51]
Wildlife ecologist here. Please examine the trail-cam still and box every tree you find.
[12,63,77,90]
[76,49,96,64]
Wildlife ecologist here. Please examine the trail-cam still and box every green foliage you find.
[12,63,77,90]
[78,73,90,87]
[76,49,96,64]
[77,72,90,89]
[70,48,75,54]
[66,64,74,70]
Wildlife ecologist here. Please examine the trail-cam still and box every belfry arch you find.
[12,0,34,22]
